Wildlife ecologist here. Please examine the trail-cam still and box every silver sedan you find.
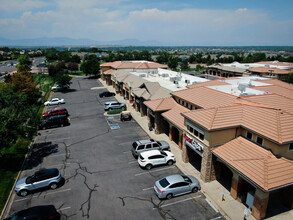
[154,174,200,199]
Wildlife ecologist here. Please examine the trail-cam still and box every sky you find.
[0,0,293,46]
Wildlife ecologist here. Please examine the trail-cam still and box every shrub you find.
[108,109,123,115]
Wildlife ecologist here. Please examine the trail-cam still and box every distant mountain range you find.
[0,37,165,47]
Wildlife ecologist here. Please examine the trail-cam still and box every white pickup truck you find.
[44,98,65,106]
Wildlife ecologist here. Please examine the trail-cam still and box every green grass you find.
[0,138,31,212]
[69,71,85,76]
[107,108,126,115]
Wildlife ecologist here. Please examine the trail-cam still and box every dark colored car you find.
[4,205,60,220]
[40,115,70,130]
[42,107,69,118]
[99,91,115,98]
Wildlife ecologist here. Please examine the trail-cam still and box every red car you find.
[42,107,69,118]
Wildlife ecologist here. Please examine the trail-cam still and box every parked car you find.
[99,91,115,98]
[14,168,63,197]
[154,174,200,200]
[120,110,132,121]
[104,101,126,111]
[138,149,176,170]
[132,139,170,158]
[44,98,65,106]
[4,205,61,220]
[40,115,70,130]
[42,107,69,118]
[51,84,69,91]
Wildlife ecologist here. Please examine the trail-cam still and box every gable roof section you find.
[248,67,291,74]
[213,136,293,192]
[240,94,293,114]
[103,69,116,75]
[144,97,177,111]
[255,79,293,90]
[162,104,190,130]
[182,104,293,144]
[172,87,237,109]
[100,61,168,69]
[252,85,293,100]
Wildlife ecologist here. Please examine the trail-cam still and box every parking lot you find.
[4,77,223,220]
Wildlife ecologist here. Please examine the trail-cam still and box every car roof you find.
[52,107,67,110]
[136,139,154,145]
[35,168,59,176]
[14,205,57,217]
[140,149,161,157]
[49,115,67,119]
[165,174,184,184]
[104,101,119,104]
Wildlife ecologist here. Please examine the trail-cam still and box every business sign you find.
[183,133,204,156]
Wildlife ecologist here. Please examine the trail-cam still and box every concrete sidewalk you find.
[99,79,293,220]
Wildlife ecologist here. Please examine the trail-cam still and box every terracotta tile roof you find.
[144,97,177,111]
[240,94,293,114]
[162,104,190,129]
[187,80,230,89]
[255,79,293,91]
[100,61,168,69]
[182,104,293,144]
[172,87,237,108]
[257,61,293,67]
[248,67,291,74]
[252,85,293,100]
[103,69,116,75]
[213,136,293,191]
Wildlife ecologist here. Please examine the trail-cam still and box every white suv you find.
[138,150,176,170]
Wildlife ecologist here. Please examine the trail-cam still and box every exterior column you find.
[230,172,241,200]
[284,185,293,209]
[178,132,183,149]
[252,188,269,220]
[181,143,189,163]
[169,126,173,141]
[200,147,215,182]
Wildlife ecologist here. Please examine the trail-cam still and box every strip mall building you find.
[101,61,293,219]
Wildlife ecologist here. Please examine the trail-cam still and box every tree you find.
[180,59,189,70]
[168,57,179,70]
[55,70,72,86]
[46,52,58,62]
[57,51,71,62]
[17,55,32,72]
[80,58,100,78]
[67,62,79,71]
[283,73,293,84]
[71,54,81,63]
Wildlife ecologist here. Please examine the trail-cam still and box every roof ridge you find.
[276,110,282,143]
[209,107,218,129]
[263,155,268,189]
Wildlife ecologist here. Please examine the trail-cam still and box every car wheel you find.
[167,160,173,166]
[166,193,173,200]
[50,183,58,190]
[192,187,199,193]
[145,164,152,170]
[60,124,64,127]
[109,108,112,110]
[19,189,28,197]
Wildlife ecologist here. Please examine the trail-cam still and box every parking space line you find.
[142,187,153,191]
[205,198,219,213]
[135,166,175,176]
[32,163,71,170]
[14,188,72,202]
[152,195,201,209]
[210,216,222,220]
[128,161,137,164]
[58,207,71,211]
[49,153,66,157]
[123,151,131,154]
[118,141,133,146]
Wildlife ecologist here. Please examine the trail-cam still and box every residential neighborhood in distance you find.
[1,0,293,220]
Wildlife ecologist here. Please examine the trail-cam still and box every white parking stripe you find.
[58,207,71,211]
[128,161,137,164]
[49,153,66,157]
[152,195,201,209]
[205,198,219,213]
[14,188,72,202]
[210,216,222,220]
[118,141,133,146]
[142,187,153,191]
[135,166,175,176]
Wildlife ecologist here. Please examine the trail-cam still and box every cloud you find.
[0,3,292,45]
[0,0,49,12]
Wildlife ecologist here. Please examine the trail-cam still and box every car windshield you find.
[26,176,33,184]
[182,175,192,183]
[161,151,167,156]
[159,178,170,188]
[139,154,144,160]
[157,142,162,146]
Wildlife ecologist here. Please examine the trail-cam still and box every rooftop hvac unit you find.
[162,73,169,77]
[139,73,146,77]
[170,77,176,82]
[185,80,190,84]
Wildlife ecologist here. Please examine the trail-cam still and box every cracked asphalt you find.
[3,77,223,220]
